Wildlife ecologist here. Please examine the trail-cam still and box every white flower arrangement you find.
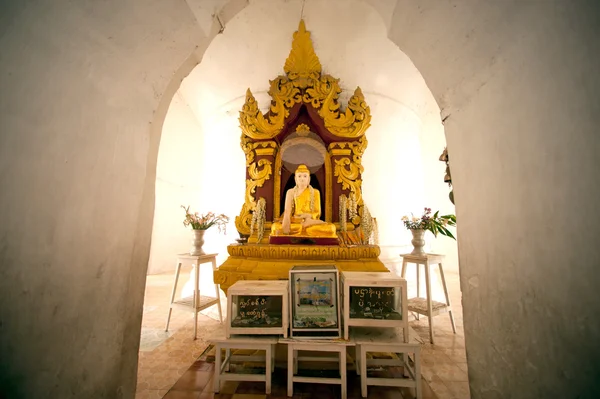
[339,192,359,233]
[360,205,374,245]
[181,205,229,232]
[372,216,379,245]
[339,194,348,232]
[250,197,267,242]
[348,192,358,221]
[401,207,456,239]
[339,193,378,245]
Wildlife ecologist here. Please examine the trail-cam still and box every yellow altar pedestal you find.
[214,244,389,294]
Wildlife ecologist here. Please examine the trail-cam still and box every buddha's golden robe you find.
[271,187,337,238]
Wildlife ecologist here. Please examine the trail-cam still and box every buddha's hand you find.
[299,214,312,227]
[298,213,314,221]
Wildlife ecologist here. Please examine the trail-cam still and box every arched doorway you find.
[142,2,460,397]
[2,1,598,398]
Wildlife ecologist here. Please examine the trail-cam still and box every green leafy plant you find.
[181,205,229,232]
[402,207,456,239]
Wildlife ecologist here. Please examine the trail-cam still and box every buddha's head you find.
[294,164,310,189]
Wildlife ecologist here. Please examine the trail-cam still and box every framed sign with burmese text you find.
[289,265,341,338]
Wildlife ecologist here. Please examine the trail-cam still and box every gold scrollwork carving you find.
[332,136,368,206]
[238,20,371,141]
[235,158,273,235]
[239,88,289,140]
[235,203,253,236]
[324,87,371,138]
[350,136,368,164]
[334,158,363,204]
[240,134,255,166]
[317,83,371,138]
[248,159,272,188]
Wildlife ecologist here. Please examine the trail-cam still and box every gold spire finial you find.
[283,19,321,87]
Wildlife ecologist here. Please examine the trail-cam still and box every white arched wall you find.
[149,0,457,276]
[147,92,204,275]
[1,1,599,398]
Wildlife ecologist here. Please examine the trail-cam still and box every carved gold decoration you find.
[214,243,388,293]
[295,123,311,136]
[331,136,368,206]
[235,137,276,235]
[228,243,381,259]
[331,148,352,156]
[255,148,276,156]
[284,19,321,88]
[237,20,371,142]
[236,20,371,236]
[235,204,253,236]
[239,88,289,140]
[350,136,369,164]
[320,87,371,138]
[334,157,362,202]
[247,159,273,202]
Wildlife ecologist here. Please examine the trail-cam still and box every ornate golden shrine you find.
[214,20,388,293]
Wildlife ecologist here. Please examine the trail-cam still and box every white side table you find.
[400,253,456,344]
[165,253,223,340]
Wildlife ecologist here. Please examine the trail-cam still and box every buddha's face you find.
[295,172,310,189]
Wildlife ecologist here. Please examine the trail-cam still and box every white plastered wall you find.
[147,92,204,275]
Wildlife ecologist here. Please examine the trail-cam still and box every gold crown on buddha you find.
[295,164,310,174]
[295,123,311,137]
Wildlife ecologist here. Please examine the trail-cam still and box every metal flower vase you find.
[410,229,426,255]
[190,229,206,256]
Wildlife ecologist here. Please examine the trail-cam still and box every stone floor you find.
[136,262,470,399]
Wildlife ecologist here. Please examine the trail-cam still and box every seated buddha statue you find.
[270,164,337,238]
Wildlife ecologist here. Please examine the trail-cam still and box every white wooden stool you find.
[280,338,353,399]
[212,335,277,394]
[165,253,223,340]
[352,327,422,399]
[400,253,456,344]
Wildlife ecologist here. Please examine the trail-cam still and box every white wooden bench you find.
[351,327,422,398]
[212,335,278,394]
[280,338,354,399]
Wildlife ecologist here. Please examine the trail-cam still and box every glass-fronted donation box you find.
[289,265,341,338]
[341,271,409,341]
[226,280,289,338]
